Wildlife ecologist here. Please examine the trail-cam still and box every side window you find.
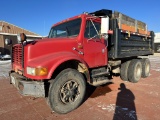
[85,21,101,39]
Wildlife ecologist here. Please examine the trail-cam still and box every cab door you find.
[83,20,108,68]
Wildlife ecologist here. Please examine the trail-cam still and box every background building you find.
[0,21,42,55]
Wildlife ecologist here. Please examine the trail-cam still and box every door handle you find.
[73,47,84,55]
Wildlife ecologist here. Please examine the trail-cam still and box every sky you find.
[0,0,160,36]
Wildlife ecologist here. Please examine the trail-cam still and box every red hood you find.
[24,37,78,61]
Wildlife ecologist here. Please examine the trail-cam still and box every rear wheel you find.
[154,44,158,53]
[48,68,86,114]
[141,58,150,78]
[128,59,142,83]
[120,61,131,81]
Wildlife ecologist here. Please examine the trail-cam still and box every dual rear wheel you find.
[120,58,150,83]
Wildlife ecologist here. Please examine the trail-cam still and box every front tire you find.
[48,68,86,114]
[128,59,142,83]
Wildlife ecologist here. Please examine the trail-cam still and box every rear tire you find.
[128,59,142,83]
[141,58,150,78]
[154,44,157,53]
[120,61,131,81]
[48,68,86,114]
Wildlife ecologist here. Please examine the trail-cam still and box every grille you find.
[12,44,23,66]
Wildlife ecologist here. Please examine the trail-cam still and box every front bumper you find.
[9,71,45,97]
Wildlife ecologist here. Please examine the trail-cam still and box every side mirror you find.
[5,38,12,45]
[101,17,109,40]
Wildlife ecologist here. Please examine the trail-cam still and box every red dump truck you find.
[6,9,154,114]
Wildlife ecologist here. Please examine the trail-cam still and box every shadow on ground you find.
[84,82,137,120]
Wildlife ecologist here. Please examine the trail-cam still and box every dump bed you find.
[90,9,154,59]
[108,19,154,59]
[110,11,154,59]
[108,30,154,59]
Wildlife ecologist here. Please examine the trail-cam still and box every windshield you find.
[48,18,81,38]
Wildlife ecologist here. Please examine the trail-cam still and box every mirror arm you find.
[90,19,100,36]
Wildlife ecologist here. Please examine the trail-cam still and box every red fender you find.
[25,52,88,80]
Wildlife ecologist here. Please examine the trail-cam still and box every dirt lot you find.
[0,54,160,120]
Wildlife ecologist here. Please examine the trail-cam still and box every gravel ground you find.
[0,54,160,120]
[0,60,11,79]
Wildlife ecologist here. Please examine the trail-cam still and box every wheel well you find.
[50,60,89,81]
[45,60,89,97]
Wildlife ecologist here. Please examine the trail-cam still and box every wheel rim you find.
[60,80,80,104]
[135,64,141,79]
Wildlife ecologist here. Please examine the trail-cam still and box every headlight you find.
[27,67,48,76]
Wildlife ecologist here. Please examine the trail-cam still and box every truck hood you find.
[24,38,78,61]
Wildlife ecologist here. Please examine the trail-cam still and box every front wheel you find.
[48,68,86,114]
